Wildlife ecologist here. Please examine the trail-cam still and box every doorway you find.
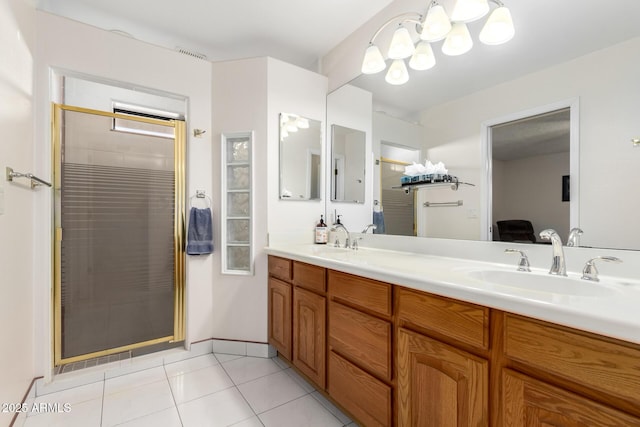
[53,104,186,366]
[482,100,579,242]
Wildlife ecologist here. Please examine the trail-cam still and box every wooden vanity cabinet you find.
[292,262,326,389]
[503,369,640,427]
[396,288,490,427]
[327,271,393,427]
[268,256,292,360]
[269,255,640,427]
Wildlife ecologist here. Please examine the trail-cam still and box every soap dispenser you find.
[315,215,327,244]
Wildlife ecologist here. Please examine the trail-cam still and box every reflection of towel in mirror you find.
[186,207,213,255]
[373,211,385,234]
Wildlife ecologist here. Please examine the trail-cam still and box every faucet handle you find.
[505,249,531,272]
[351,237,363,250]
[567,227,584,247]
[581,256,622,282]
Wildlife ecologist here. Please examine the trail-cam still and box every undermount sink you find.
[466,269,616,297]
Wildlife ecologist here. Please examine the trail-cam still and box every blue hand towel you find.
[373,211,385,234]
[186,207,214,255]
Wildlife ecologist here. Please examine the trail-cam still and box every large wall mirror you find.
[331,124,366,203]
[279,113,322,200]
[345,0,640,250]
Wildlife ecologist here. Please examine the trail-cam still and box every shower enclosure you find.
[53,104,186,366]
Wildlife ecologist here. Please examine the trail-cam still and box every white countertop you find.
[266,242,640,345]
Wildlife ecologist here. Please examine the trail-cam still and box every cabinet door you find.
[503,369,640,427]
[397,328,488,427]
[293,287,326,388]
[268,278,292,360]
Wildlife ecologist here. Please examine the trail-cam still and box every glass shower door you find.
[53,104,185,365]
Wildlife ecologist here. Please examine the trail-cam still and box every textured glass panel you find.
[227,219,250,243]
[227,165,250,190]
[60,110,176,359]
[227,246,250,271]
[227,192,250,217]
[227,138,250,163]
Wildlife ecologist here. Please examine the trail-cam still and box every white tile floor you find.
[19,354,357,427]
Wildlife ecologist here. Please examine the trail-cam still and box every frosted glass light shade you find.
[420,4,452,41]
[442,22,473,56]
[385,59,409,85]
[479,6,515,45]
[286,120,298,132]
[409,41,436,71]
[450,0,489,22]
[387,26,415,59]
[361,44,386,74]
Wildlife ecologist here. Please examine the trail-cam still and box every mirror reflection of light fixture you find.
[361,0,514,85]
[442,22,473,56]
[386,59,410,85]
[409,41,436,70]
[387,25,416,59]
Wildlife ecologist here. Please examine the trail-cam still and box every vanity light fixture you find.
[361,0,515,85]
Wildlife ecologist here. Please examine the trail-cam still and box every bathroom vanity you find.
[266,245,640,427]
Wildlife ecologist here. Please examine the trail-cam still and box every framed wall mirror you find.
[344,0,640,250]
[331,124,366,203]
[279,113,322,200]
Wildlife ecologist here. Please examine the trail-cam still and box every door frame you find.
[480,98,580,241]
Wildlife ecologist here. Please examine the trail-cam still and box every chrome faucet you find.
[331,223,350,248]
[539,229,567,276]
[567,227,583,247]
[361,224,377,234]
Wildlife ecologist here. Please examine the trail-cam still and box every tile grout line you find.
[216,356,269,426]
[99,373,106,427]
[163,361,185,427]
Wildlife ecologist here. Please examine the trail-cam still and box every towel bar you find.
[6,167,52,189]
[423,200,463,207]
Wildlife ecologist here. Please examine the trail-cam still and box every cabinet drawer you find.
[328,270,392,318]
[504,314,640,408]
[329,301,392,381]
[397,288,489,350]
[328,351,392,427]
[293,261,326,293]
[268,256,292,282]
[503,369,640,426]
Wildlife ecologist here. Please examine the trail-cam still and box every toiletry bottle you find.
[315,215,327,244]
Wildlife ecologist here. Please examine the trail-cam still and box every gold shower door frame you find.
[52,103,186,366]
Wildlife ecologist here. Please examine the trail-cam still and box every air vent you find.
[176,47,207,60]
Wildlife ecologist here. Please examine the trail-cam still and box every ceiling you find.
[35,0,640,121]
[491,109,570,162]
[35,0,394,70]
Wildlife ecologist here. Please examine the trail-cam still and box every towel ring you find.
[189,191,212,208]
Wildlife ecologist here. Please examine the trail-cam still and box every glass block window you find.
[221,132,253,274]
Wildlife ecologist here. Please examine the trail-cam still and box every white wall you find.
[212,57,327,342]
[211,57,268,342]
[267,58,328,239]
[34,11,214,378]
[419,37,640,249]
[0,0,36,421]
[326,84,373,231]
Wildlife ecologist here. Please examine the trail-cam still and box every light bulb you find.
[361,44,386,74]
[281,128,288,138]
[450,0,489,23]
[420,4,452,41]
[442,22,473,56]
[286,120,298,132]
[385,59,409,85]
[387,26,415,59]
[409,41,436,71]
[479,6,515,45]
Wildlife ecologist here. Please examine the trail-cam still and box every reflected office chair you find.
[496,220,536,243]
